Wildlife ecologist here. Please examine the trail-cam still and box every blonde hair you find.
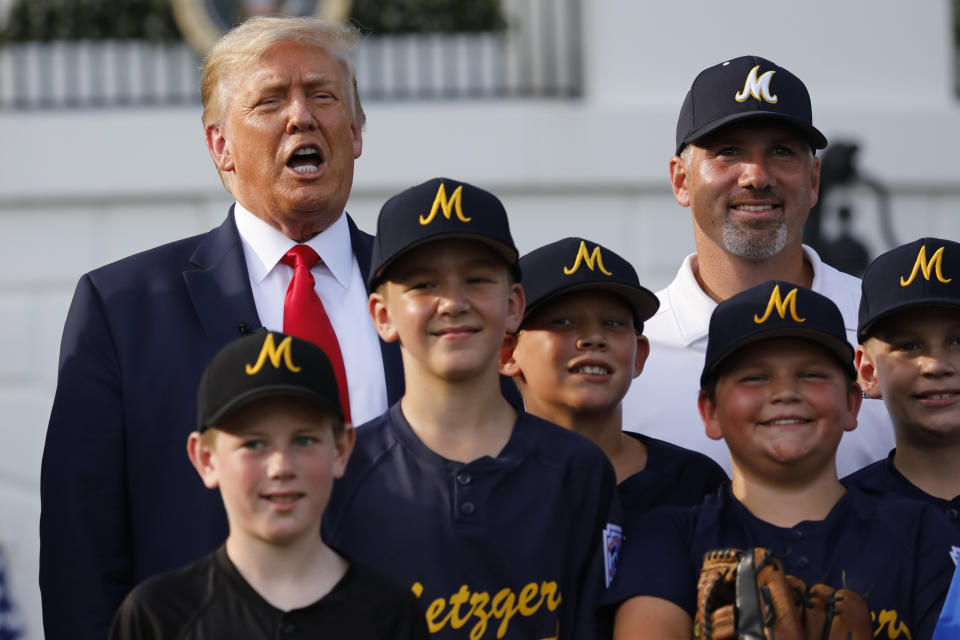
[200,16,366,130]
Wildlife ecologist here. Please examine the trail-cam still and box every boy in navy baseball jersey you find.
[604,281,959,640]
[110,332,427,639]
[501,237,726,517]
[845,238,960,533]
[323,178,620,640]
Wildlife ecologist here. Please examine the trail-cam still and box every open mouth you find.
[914,391,959,401]
[730,203,780,214]
[760,418,811,426]
[287,146,324,175]
[570,364,611,375]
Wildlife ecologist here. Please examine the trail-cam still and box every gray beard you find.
[722,220,788,260]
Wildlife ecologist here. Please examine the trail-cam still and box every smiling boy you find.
[604,281,959,640]
[502,237,726,515]
[109,332,426,639]
[846,238,960,533]
[323,179,620,640]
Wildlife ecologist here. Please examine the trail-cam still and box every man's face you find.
[857,308,960,445]
[671,121,820,261]
[699,338,860,481]
[369,240,524,384]
[206,40,362,241]
[507,291,647,424]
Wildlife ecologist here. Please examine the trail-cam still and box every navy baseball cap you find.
[701,281,855,387]
[676,55,828,155]
[368,177,521,288]
[197,331,343,430]
[519,237,659,331]
[858,237,960,341]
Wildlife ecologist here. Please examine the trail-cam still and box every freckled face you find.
[210,40,362,239]
[701,338,859,477]
[859,308,960,444]
[512,291,644,419]
[204,396,352,546]
[370,240,524,383]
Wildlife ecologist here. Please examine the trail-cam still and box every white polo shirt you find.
[621,245,894,476]
[234,203,388,425]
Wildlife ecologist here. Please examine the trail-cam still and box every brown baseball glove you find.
[692,547,873,640]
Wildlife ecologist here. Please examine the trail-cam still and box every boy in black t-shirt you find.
[110,332,427,639]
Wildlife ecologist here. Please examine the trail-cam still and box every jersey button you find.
[457,472,472,486]
[789,529,804,540]
[461,502,476,515]
[282,623,296,634]
[795,556,809,568]
[946,508,959,520]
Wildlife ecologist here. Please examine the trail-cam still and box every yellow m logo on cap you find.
[735,66,778,104]
[563,240,612,276]
[754,285,806,324]
[900,245,952,287]
[245,334,302,375]
[419,183,471,225]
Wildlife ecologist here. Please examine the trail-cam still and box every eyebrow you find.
[250,74,339,94]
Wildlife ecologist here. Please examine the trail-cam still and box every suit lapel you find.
[184,208,262,350]
[347,215,405,404]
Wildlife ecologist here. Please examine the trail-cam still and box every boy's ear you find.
[332,425,356,479]
[504,283,526,334]
[842,381,863,433]
[698,391,724,441]
[187,431,221,490]
[499,333,522,379]
[855,344,883,399]
[368,291,400,343]
[633,335,651,378]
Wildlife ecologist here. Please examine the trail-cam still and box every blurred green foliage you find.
[350,0,505,34]
[1,0,505,43]
[1,0,180,42]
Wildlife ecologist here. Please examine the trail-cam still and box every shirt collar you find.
[667,253,718,346]
[233,202,353,288]
[669,245,826,347]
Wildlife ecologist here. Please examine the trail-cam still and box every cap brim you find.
[701,327,855,387]
[523,282,660,329]
[200,385,344,431]
[678,112,828,155]
[369,234,521,288]
[858,299,960,342]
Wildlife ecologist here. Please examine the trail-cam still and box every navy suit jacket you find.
[39,210,403,639]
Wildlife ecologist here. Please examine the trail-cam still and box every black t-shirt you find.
[109,546,428,640]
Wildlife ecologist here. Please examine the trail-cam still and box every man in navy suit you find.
[39,17,403,639]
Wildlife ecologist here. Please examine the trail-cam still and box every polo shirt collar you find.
[668,253,718,346]
[670,245,825,347]
[234,202,353,288]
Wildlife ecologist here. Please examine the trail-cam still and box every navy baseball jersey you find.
[604,483,959,640]
[618,432,727,518]
[324,404,620,640]
[844,451,960,535]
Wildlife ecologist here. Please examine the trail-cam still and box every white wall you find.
[1,0,959,636]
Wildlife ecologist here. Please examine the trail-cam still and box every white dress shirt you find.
[621,245,895,476]
[234,203,388,425]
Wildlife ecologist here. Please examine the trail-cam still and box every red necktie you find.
[280,245,351,423]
